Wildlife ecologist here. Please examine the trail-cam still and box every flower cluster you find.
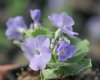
[48,12,78,37]
[21,36,51,71]
[6,16,27,40]
[6,9,91,79]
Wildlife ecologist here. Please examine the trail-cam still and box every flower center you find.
[61,50,66,55]
[35,50,40,55]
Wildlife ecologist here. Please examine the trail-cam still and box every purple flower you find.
[57,39,76,61]
[30,9,43,28]
[30,9,41,22]
[48,12,78,37]
[21,35,51,71]
[6,16,27,40]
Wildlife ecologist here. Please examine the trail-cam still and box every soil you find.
[16,68,100,80]
[5,65,100,80]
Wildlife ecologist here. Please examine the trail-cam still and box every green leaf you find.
[60,59,92,77]
[47,62,75,68]
[45,32,54,39]
[69,37,81,44]
[76,40,89,53]
[62,36,80,44]
[32,28,54,39]
[25,29,33,38]
[42,69,61,80]
[13,40,21,47]
[32,28,47,36]
[42,59,92,80]
[66,40,89,63]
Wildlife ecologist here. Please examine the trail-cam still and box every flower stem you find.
[40,71,43,80]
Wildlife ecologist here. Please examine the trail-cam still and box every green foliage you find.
[23,27,92,80]
[13,40,21,47]
[42,59,91,80]
[47,62,73,69]
[66,39,89,63]
[32,28,47,37]
[24,29,33,38]
[32,28,53,38]
[41,39,91,80]
[25,28,54,39]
